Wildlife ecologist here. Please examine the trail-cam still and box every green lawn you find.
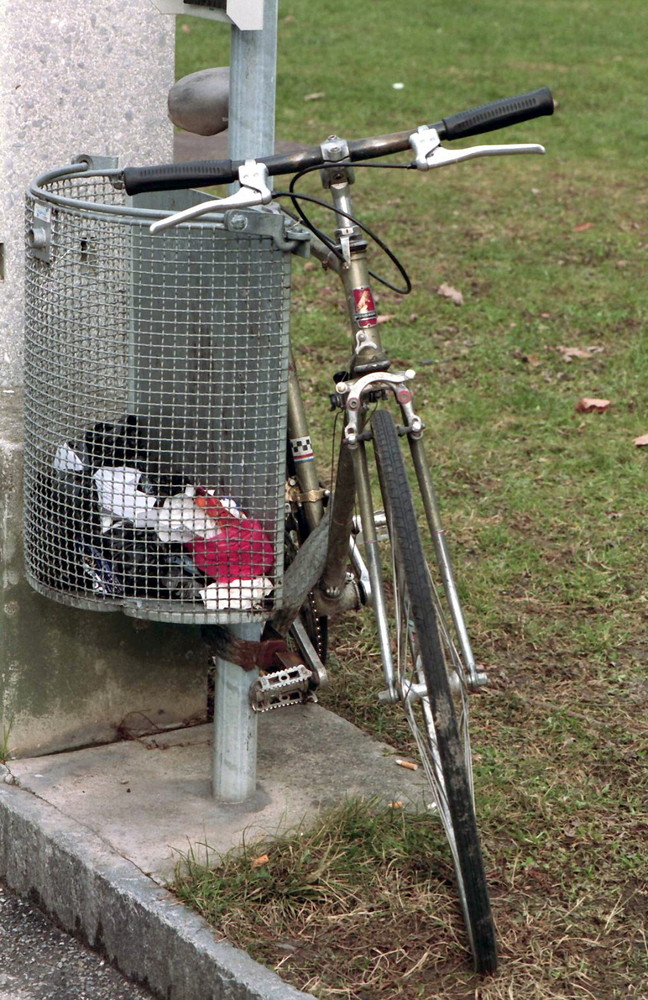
[175,4,648,998]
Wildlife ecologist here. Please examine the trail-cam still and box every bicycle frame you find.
[286,161,487,693]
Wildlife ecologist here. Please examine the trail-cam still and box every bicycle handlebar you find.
[122,86,554,196]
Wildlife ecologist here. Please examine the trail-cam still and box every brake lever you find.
[149,160,272,234]
[409,126,544,171]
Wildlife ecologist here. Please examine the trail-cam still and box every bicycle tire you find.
[370,407,497,974]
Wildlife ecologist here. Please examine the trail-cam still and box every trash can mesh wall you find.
[24,167,293,624]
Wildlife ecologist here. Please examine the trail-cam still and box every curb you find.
[0,774,314,1000]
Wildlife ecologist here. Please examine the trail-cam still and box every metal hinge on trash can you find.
[224,208,312,255]
[27,203,53,262]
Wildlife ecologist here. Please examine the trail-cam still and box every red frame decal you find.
[353,286,377,328]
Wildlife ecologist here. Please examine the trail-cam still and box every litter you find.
[43,414,274,610]
[200,577,274,611]
[185,517,274,581]
[93,466,160,530]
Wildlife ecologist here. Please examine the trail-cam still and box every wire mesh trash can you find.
[24,157,306,625]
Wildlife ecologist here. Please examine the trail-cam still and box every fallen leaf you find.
[376,314,395,324]
[557,345,605,361]
[437,283,464,306]
[251,854,270,868]
[303,92,325,102]
[633,433,648,447]
[574,222,594,232]
[575,397,611,413]
[513,349,541,367]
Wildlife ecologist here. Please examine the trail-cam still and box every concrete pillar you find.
[0,1,210,757]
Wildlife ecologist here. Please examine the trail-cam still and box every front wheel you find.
[369,408,497,974]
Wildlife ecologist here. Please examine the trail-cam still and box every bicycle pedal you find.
[249,651,319,713]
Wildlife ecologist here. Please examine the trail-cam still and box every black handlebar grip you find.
[122,159,240,195]
[439,86,554,141]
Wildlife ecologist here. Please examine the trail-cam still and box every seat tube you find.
[287,352,324,532]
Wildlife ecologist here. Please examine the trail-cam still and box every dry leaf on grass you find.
[251,854,270,868]
[633,433,648,447]
[557,345,605,361]
[574,222,595,232]
[376,314,395,324]
[575,397,611,413]
[513,349,541,367]
[303,92,325,101]
[437,283,464,306]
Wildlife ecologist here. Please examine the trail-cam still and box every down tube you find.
[407,436,479,682]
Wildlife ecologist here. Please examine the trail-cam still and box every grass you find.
[0,719,12,764]
[174,799,466,998]
[174,2,648,997]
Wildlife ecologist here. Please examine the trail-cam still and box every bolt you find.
[229,213,248,231]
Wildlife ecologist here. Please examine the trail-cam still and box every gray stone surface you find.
[0,3,214,759]
[0,708,429,999]
[1,392,209,758]
[0,878,155,999]
[0,0,174,387]
[0,779,312,1000]
[9,711,429,879]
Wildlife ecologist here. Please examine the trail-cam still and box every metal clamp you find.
[409,126,443,169]
[320,135,350,163]
[149,160,273,234]
[285,481,328,505]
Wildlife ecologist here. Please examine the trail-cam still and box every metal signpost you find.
[152,0,280,802]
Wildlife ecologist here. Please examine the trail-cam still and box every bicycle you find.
[123,86,554,974]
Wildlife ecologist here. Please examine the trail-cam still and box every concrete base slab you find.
[1,706,428,1000]
[10,706,428,881]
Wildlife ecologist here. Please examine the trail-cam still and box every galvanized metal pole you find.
[228,0,278,161]
[212,623,262,802]
[211,0,279,802]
